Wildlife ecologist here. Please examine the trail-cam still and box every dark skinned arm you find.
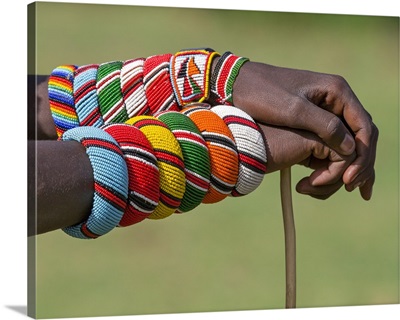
[28,140,93,236]
[29,57,378,201]
[29,123,354,236]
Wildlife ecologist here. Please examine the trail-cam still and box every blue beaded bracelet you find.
[74,64,105,128]
[61,126,129,239]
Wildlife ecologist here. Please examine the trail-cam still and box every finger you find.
[300,134,356,187]
[314,74,373,134]
[343,122,379,186]
[320,77,378,189]
[232,66,356,156]
[296,177,344,200]
[308,151,356,186]
[359,170,375,200]
[275,96,356,156]
[309,161,346,186]
[342,124,377,202]
[345,169,375,201]
[306,76,378,200]
[318,75,378,200]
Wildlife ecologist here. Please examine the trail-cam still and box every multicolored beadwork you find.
[211,105,267,196]
[120,58,149,118]
[143,54,180,115]
[96,61,129,124]
[170,49,219,107]
[73,64,105,128]
[126,116,186,219]
[61,126,129,239]
[48,64,79,138]
[50,50,271,239]
[209,51,249,105]
[157,111,211,212]
[181,104,239,204]
[102,123,160,227]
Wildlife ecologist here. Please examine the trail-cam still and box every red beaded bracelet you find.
[143,54,180,115]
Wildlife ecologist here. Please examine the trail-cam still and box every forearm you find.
[29,140,93,236]
[28,126,279,236]
[30,122,355,236]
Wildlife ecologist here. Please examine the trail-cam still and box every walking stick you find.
[280,167,296,308]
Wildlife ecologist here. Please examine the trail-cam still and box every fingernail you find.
[340,134,355,154]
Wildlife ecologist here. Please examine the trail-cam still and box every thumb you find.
[282,97,356,156]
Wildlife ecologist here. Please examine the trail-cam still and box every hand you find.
[232,61,378,200]
[261,124,356,200]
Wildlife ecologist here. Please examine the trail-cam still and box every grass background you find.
[31,2,399,319]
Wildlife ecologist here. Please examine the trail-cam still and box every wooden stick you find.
[280,167,296,308]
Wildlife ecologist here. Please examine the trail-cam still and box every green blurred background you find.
[31,2,399,319]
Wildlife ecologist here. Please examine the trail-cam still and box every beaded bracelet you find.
[48,65,79,138]
[120,58,149,117]
[156,111,211,212]
[211,105,267,196]
[170,49,220,107]
[181,104,239,204]
[209,51,249,106]
[57,105,268,238]
[102,123,160,227]
[61,126,129,239]
[126,116,186,219]
[74,64,105,128]
[143,54,180,115]
[48,51,273,239]
[96,61,129,124]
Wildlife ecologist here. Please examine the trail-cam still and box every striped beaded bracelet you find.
[74,64,105,128]
[126,116,186,219]
[181,104,239,204]
[96,60,129,124]
[61,126,129,239]
[211,105,267,196]
[170,49,220,107]
[120,58,149,118]
[102,123,160,227]
[156,111,211,212]
[143,54,180,115]
[209,51,249,106]
[48,65,79,138]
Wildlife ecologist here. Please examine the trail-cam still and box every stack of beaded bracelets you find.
[59,104,267,239]
[48,48,249,138]
[48,49,268,240]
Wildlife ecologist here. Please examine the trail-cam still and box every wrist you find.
[208,52,249,106]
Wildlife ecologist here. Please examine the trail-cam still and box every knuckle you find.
[366,121,379,143]
[327,74,349,92]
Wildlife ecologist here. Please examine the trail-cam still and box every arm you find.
[28,50,378,200]
[30,123,352,236]
[28,140,93,236]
